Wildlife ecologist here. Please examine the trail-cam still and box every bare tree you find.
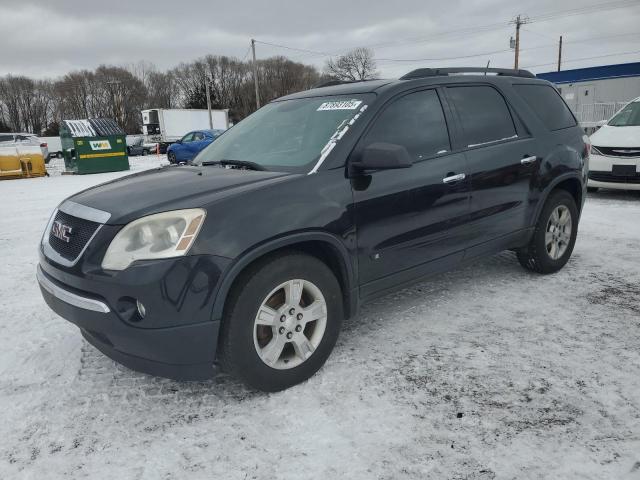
[324,47,378,81]
[0,50,326,134]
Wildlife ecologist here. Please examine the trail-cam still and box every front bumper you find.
[588,153,640,190]
[37,250,230,380]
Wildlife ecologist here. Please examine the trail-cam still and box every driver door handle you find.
[442,173,466,184]
[521,155,537,165]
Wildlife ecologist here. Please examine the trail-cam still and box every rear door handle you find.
[521,156,537,165]
[442,173,466,184]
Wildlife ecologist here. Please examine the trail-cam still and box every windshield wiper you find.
[201,159,265,171]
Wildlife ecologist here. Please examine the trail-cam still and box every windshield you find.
[609,101,640,127]
[194,94,372,172]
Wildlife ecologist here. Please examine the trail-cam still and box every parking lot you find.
[1,157,639,479]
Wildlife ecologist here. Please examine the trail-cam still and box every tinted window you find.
[514,84,577,131]
[447,86,517,147]
[0,134,14,143]
[364,89,450,161]
[193,132,204,141]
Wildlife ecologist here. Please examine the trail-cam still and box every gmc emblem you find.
[52,221,73,243]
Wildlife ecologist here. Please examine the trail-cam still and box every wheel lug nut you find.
[279,327,285,334]
[289,308,295,315]
[280,315,286,322]
[296,313,303,320]
[295,325,302,332]
[286,332,293,339]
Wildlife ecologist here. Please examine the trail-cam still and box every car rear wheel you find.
[168,151,176,164]
[218,252,343,391]
[517,190,578,274]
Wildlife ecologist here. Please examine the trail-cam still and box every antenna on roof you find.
[485,60,490,76]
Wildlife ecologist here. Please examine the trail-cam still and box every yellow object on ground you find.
[0,145,47,179]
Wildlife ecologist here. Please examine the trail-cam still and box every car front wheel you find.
[218,252,343,391]
[168,151,176,164]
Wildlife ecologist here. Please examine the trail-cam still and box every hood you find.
[70,166,294,224]
[590,125,640,147]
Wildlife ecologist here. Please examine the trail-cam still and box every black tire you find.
[587,186,599,193]
[517,190,579,274]
[168,151,176,164]
[142,149,148,156]
[56,152,62,159]
[218,251,343,392]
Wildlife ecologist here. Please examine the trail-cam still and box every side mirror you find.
[352,142,413,172]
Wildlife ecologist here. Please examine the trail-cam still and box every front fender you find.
[209,231,357,322]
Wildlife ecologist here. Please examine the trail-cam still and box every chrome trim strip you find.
[37,266,110,313]
[442,173,466,184]
[59,200,111,224]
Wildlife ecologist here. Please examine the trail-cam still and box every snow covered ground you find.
[1,157,639,479]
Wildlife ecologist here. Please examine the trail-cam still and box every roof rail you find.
[399,67,535,80]
[313,78,384,89]
[313,79,354,88]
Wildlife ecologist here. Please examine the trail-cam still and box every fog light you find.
[136,300,146,318]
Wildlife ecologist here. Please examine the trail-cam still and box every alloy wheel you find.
[253,279,327,370]
[545,205,572,260]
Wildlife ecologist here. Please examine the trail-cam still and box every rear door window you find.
[447,86,517,147]
[514,84,577,130]
[193,132,205,141]
[363,89,451,161]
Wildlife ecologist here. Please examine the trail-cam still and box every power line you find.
[374,32,640,64]
[252,40,331,58]
[240,44,252,63]
[528,0,638,23]
[250,0,640,65]
[522,49,640,69]
[375,48,513,63]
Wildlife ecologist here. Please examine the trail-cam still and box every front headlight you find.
[101,209,206,271]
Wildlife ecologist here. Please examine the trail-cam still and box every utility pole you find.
[557,35,563,72]
[251,39,261,109]
[511,15,529,70]
[205,80,213,129]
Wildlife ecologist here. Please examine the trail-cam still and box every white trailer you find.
[40,136,63,159]
[141,109,229,149]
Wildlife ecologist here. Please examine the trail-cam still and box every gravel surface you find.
[1,158,639,479]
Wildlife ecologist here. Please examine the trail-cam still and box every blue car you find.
[167,129,224,164]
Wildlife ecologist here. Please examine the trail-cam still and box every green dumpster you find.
[60,118,130,174]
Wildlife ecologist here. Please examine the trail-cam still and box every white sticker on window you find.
[317,100,363,111]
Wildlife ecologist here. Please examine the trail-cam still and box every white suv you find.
[588,97,640,191]
[0,133,49,161]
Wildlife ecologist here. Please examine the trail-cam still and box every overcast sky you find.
[1,0,639,80]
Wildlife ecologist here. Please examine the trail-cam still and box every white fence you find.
[575,102,628,127]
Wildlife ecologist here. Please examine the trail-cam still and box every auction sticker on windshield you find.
[317,100,363,111]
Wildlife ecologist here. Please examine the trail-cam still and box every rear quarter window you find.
[446,85,517,147]
[514,84,577,131]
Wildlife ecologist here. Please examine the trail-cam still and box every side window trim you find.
[353,87,454,165]
[443,83,523,150]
